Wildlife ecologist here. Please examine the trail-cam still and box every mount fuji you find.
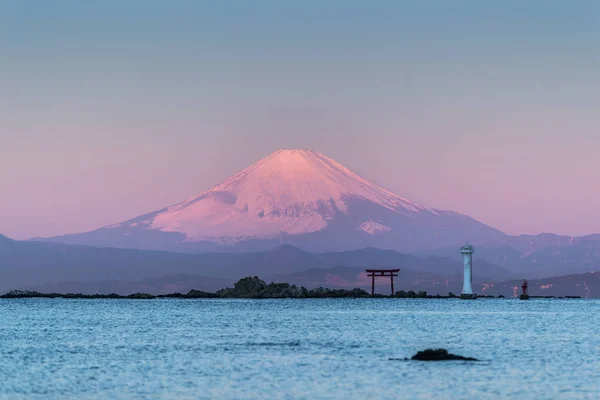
[43,149,506,253]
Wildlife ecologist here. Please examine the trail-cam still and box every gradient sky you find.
[1,0,598,240]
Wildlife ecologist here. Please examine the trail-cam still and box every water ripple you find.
[1,298,599,399]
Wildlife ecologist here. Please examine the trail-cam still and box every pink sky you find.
[1,1,598,239]
[1,128,599,240]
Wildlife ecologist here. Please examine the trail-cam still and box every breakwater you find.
[1,276,579,299]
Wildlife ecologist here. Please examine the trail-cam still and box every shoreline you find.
[0,276,582,300]
[0,291,581,300]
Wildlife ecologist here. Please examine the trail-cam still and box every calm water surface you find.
[1,298,599,399]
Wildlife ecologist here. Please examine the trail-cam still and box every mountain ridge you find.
[4,232,600,294]
[40,149,505,253]
[0,236,515,293]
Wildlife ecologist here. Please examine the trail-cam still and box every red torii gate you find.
[366,269,400,295]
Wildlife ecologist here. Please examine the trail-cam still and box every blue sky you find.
[0,0,598,239]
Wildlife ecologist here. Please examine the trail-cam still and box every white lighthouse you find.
[460,242,476,299]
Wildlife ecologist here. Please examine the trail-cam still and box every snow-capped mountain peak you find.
[45,149,504,253]
[145,149,429,242]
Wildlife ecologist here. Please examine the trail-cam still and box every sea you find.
[1,298,599,399]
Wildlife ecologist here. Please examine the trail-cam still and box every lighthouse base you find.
[519,294,530,300]
[460,293,477,300]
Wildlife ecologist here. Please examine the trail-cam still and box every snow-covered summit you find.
[45,149,504,253]
[206,149,425,212]
[141,149,430,242]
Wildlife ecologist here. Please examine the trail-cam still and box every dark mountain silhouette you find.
[0,235,514,294]
[3,233,599,296]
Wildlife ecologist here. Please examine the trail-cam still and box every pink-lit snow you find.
[112,149,431,243]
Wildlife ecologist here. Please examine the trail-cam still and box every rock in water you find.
[411,348,478,361]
